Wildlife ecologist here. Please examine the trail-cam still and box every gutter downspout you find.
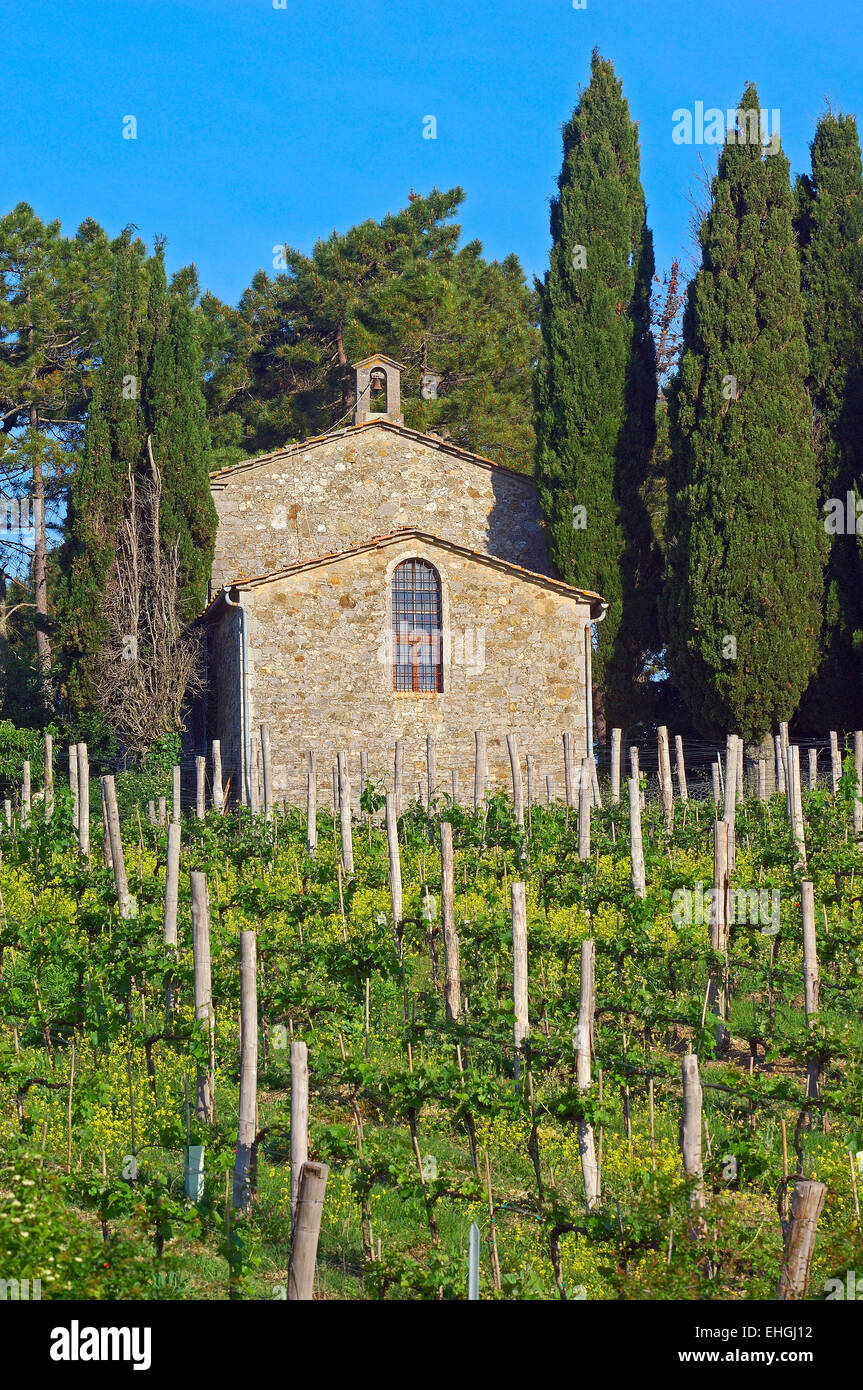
[223,588,252,808]
[585,601,610,757]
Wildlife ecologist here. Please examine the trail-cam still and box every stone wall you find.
[209,535,590,811]
[210,423,550,590]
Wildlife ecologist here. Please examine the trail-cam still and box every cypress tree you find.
[62,230,146,712]
[534,49,657,737]
[142,246,217,620]
[62,235,216,713]
[663,86,823,750]
[794,110,863,729]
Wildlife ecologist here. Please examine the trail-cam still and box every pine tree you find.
[794,110,863,729]
[663,86,823,749]
[202,188,538,472]
[0,204,111,718]
[534,50,657,737]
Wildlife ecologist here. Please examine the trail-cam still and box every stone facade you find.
[210,421,551,590]
[203,532,594,810]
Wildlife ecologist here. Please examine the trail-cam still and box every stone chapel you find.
[198,354,605,807]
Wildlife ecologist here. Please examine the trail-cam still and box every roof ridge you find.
[201,527,603,618]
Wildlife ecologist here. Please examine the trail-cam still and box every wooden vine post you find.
[260,723,273,823]
[440,821,461,1021]
[511,881,529,1079]
[43,732,53,821]
[101,775,135,919]
[76,743,90,860]
[680,1053,705,1210]
[233,930,258,1211]
[69,743,79,831]
[578,756,592,861]
[563,732,575,809]
[628,777,646,899]
[710,819,729,1051]
[854,731,863,839]
[575,939,600,1211]
[385,793,403,933]
[724,734,738,873]
[507,733,524,829]
[777,1180,827,1300]
[190,871,215,1124]
[474,731,488,812]
[163,822,181,1022]
[801,881,820,1103]
[394,739,404,818]
[306,751,317,856]
[290,1040,309,1233]
[288,1161,329,1300]
[674,734,688,802]
[212,740,224,813]
[195,756,206,821]
[337,751,354,877]
[610,727,622,805]
[657,725,674,830]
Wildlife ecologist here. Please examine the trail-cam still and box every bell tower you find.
[353,353,405,425]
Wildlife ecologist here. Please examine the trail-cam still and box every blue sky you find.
[3,0,861,303]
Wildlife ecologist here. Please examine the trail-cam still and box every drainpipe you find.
[223,588,252,807]
[585,601,610,757]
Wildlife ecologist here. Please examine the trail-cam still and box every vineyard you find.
[2,732,863,1303]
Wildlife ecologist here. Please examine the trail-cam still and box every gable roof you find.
[202,527,606,620]
[209,418,536,489]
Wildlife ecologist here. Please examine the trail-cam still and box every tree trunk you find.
[30,405,52,714]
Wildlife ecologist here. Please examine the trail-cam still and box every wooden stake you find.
[288,1161,329,1300]
[511,881,529,1077]
[306,751,317,856]
[801,881,820,1103]
[337,751,354,876]
[777,1179,827,1299]
[101,776,135,918]
[212,740,224,812]
[190,871,215,1123]
[196,756,206,820]
[628,777,646,898]
[43,733,53,821]
[674,734,688,802]
[290,1039,309,1232]
[575,939,599,1211]
[507,733,524,828]
[76,743,90,859]
[233,931,258,1210]
[440,821,461,1021]
[610,727,622,805]
[385,793,403,933]
[394,739,404,818]
[578,756,592,861]
[657,726,674,829]
[474,731,488,812]
[680,1053,705,1209]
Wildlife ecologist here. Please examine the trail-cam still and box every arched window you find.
[369,367,388,414]
[392,559,443,692]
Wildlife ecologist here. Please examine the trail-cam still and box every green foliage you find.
[534,49,658,729]
[663,86,824,741]
[202,188,538,472]
[3,763,863,1300]
[795,110,863,729]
